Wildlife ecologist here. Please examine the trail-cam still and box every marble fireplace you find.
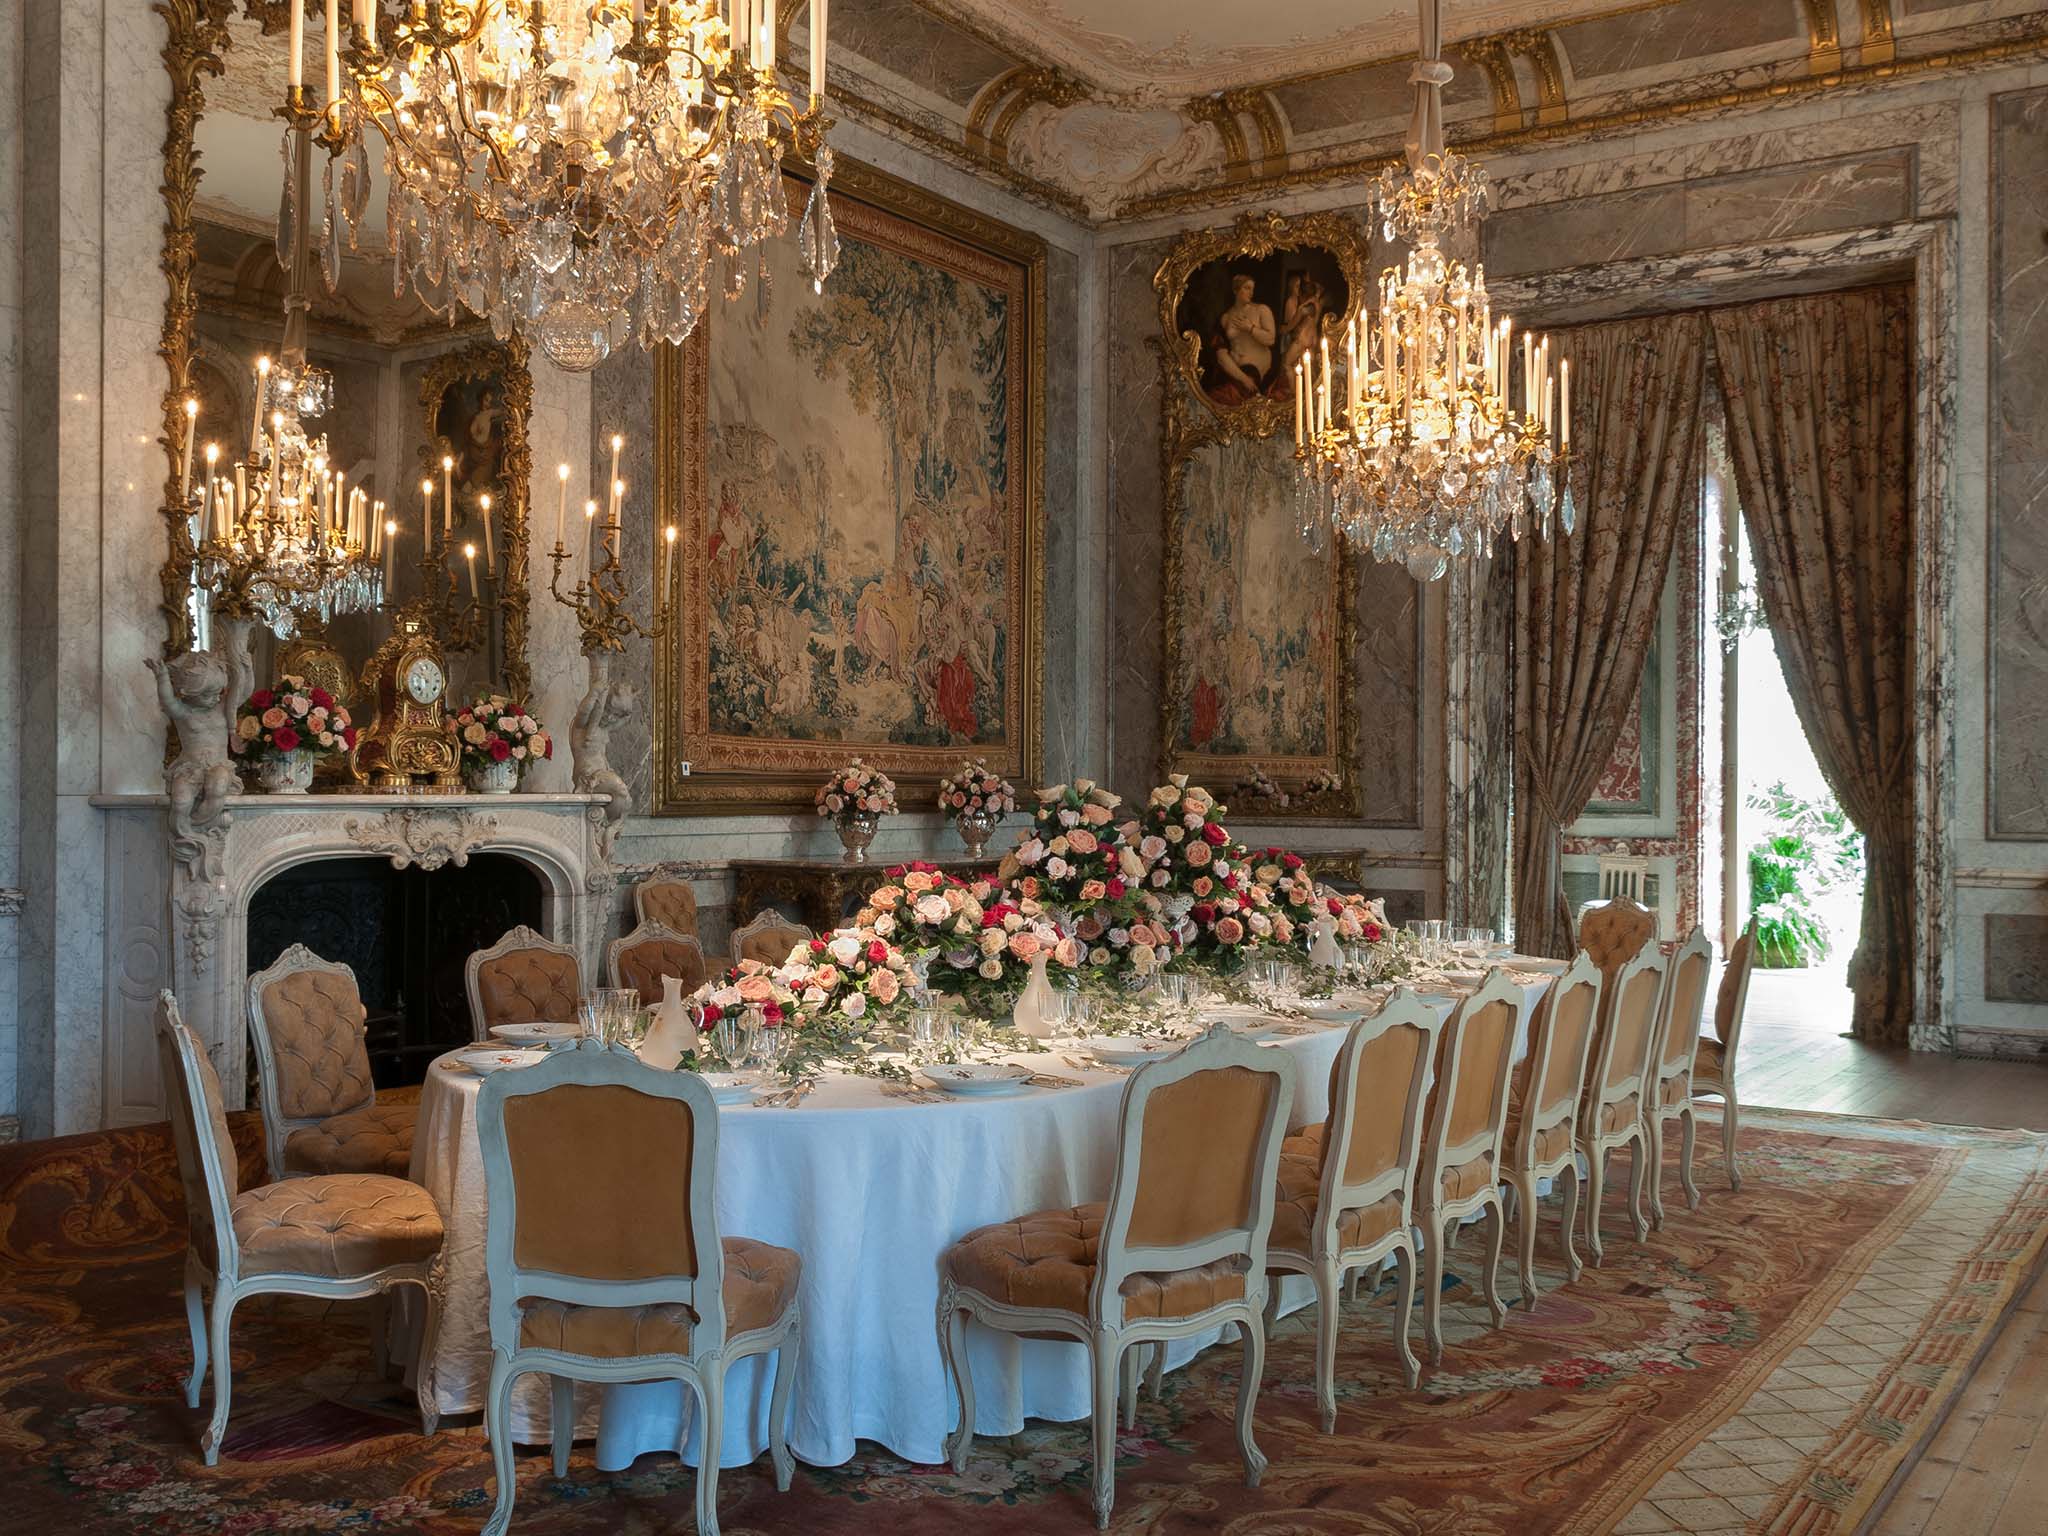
[91,792,615,1123]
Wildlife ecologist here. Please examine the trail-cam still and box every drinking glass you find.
[576,996,602,1043]
[711,1012,744,1069]
[1154,972,1190,1008]
[1068,995,1100,1035]
[910,1006,944,1047]
[593,989,641,1048]
[1423,920,1445,968]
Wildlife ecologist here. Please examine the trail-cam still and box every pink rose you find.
[260,706,288,730]
[1008,931,1043,962]
[736,975,775,1002]
[1065,828,1099,855]
[1215,917,1245,945]
[1080,802,1113,826]
[870,969,901,1004]
[1186,841,1212,867]
[1078,878,1107,902]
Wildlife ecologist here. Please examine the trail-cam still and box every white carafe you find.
[638,974,701,1070]
[1012,952,1057,1039]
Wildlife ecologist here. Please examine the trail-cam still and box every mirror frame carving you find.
[1153,211,1371,820]
[152,0,533,698]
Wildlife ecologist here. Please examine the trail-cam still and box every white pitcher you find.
[1308,913,1344,970]
[1012,952,1057,1039]
[638,974,701,1070]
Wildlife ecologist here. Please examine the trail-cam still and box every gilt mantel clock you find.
[352,617,460,792]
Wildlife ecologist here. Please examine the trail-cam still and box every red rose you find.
[1222,872,1239,890]
[341,727,357,749]
[809,938,828,954]
[761,1001,783,1024]
[1105,877,1125,899]
[1363,922,1383,943]
[542,736,553,758]
[309,687,333,710]
[1201,822,1229,846]
[1327,896,1344,915]
[270,725,300,753]
[248,689,274,710]
[866,939,888,964]
[1282,852,1303,870]
[1190,902,1218,927]
[489,737,511,761]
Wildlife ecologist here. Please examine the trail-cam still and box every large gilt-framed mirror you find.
[156,2,533,724]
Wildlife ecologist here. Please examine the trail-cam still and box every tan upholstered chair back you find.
[246,945,380,1180]
[1421,969,1525,1192]
[466,925,584,1041]
[1715,929,1757,1047]
[1587,944,1669,1117]
[156,993,240,1273]
[608,923,710,1006]
[1655,927,1715,1081]
[1091,1025,1296,1315]
[1579,897,1656,982]
[1321,992,1440,1212]
[477,1046,727,1355]
[730,913,812,968]
[633,877,700,937]
[1523,953,1603,1140]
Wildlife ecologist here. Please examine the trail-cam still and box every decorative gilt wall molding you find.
[1860,0,1897,67]
[343,809,504,871]
[1803,0,1844,75]
[1461,37,1525,134]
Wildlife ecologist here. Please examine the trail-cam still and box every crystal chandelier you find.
[294,0,836,372]
[177,123,384,643]
[1293,0,1571,581]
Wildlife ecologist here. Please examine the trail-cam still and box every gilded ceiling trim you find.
[1230,89,1289,181]
[831,79,1092,221]
[1115,28,2048,221]
[1185,95,1254,183]
[1506,30,1570,127]
[1461,37,1526,134]
[1803,0,1844,75]
[1861,0,1897,67]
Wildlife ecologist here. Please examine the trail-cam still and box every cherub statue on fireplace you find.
[572,659,635,857]
[147,649,241,877]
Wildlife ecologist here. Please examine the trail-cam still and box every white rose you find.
[803,985,828,1006]
[1119,848,1146,880]
[1164,825,1185,843]
[828,934,862,964]
[1150,869,1170,887]
[872,913,896,936]
[1089,947,1111,966]
[1183,812,1204,830]
[1139,835,1167,862]
[840,992,867,1019]
[1017,837,1045,865]
[915,894,950,924]
[1106,927,1130,947]
[1046,856,1070,880]
[1249,912,1272,936]
[1130,943,1156,974]
[978,957,1005,979]
[1058,808,1080,828]
[1149,785,1179,808]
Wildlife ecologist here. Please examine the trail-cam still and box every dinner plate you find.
[489,1021,583,1047]
[1085,1036,1180,1067]
[1508,957,1569,974]
[1439,969,1488,986]
[1301,1000,1370,1024]
[456,1046,547,1074]
[697,1071,762,1106]
[921,1063,1034,1097]
[1198,1004,1270,1026]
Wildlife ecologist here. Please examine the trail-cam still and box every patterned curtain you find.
[1513,313,1707,958]
[1709,288,1915,1046]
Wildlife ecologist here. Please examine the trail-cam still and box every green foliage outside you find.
[1745,781,1864,968]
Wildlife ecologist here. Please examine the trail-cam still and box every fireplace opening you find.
[246,853,546,1088]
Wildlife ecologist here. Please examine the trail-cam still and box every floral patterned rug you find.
[1,1106,2042,1535]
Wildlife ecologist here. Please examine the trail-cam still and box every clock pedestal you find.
[353,619,461,793]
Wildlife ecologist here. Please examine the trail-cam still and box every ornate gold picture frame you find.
[1155,211,1369,819]
[653,158,1046,815]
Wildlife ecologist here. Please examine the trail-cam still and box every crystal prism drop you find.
[276,129,297,271]
[1559,483,1578,536]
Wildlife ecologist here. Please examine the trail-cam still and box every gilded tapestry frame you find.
[1154,211,1370,820]
[151,1,534,691]
[417,340,535,704]
[652,157,1046,815]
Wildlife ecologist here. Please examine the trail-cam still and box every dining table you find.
[402,959,1566,1472]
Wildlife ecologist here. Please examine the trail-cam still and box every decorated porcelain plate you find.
[489,1021,582,1047]
[698,1072,762,1106]
[456,1046,547,1075]
[1086,1036,1180,1067]
[922,1063,1034,1097]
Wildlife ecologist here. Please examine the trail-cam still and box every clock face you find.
[404,656,445,705]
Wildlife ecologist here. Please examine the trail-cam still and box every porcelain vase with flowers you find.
[815,759,898,863]
[231,675,356,795]
[447,695,551,794]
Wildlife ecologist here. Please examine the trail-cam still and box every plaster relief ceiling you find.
[925,0,1640,95]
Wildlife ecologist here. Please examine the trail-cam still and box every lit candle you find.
[421,477,434,549]
[479,492,495,577]
[179,397,198,496]
[610,477,625,530]
[608,432,623,508]
[464,542,479,601]
[268,412,284,508]
[353,0,370,30]
[1344,326,1356,424]
[1560,358,1571,449]
[662,524,678,601]
[324,0,340,110]
[810,0,827,102]
[382,518,398,591]
[441,454,454,533]
[1294,367,1304,448]
[554,463,570,548]
[288,0,305,88]
[202,444,219,535]
[248,356,271,459]
[583,498,599,572]
[761,0,776,70]
[1522,331,1533,421]
[1319,337,1330,424]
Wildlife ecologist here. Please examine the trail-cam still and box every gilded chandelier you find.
[300,0,836,371]
[1293,0,1571,581]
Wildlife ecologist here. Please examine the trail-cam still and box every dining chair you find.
[937,1023,1296,1529]
[157,992,443,1465]
[1692,926,1757,1190]
[729,911,812,968]
[465,924,583,1043]
[246,943,415,1181]
[1265,992,1440,1424]
[632,874,701,938]
[474,1042,802,1536]
[1416,967,1525,1365]
[607,920,711,1006]
[1596,855,1651,908]
[1576,941,1670,1264]
[1498,951,1602,1308]
[1578,896,1657,986]
[1645,926,1716,1226]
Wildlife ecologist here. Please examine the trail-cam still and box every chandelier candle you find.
[480,493,495,579]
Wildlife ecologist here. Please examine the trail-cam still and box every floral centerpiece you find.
[445,695,551,793]
[1320,890,1418,982]
[1248,848,1321,946]
[815,759,898,865]
[858,863,1082,1015]
[1178,873,1282,973]
[232,675,356,794]
[1135,775,1236,900]
[937,759,1016,857]
[1001,780,1169,988]
[689,924,917,1079]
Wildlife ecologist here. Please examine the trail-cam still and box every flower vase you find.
[954,808,1000,858]
[836,810,880,864]
[638,975,700,1071]
[1012,952,1056,1039]
[466,756,520,794]
[254,751,316,795]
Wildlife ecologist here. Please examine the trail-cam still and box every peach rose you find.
[868,886,902,911]
[1053,936,1083,968]
[260,707,288,730]
[1214,917,1245,945]
[870,969,901,1004]
[1008,931,1043,962]
[1080,801,1113,826]
[1078,878,1107,902]
[809,964,842,991]
[1065,827,1099,855]
[1185,841,1212,867]
[736,974,775,1002]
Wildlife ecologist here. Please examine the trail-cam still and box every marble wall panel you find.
[1104,236,1170,801]
[1989,86,2048,839]
[1270,56,1490,141]
[831,0,1015,109]
[1983,914,2048,1003]
[1557,0,1803,81]
[1356,562,1424,828]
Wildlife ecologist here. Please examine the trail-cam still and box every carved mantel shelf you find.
[92,792,614,1116]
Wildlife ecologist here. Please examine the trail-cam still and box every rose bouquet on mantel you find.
[232,675,356,795]
[937,759,1016,857]
[446,695,551,794]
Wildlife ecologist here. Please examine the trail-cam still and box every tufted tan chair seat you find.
[1692,1036,1728,1081]
[1503,1085,1574,1167]
[1268,1159,1403,1258]
[229,1174,443,1277]
[283,1101,417,1178]
[1436,1151,1496,1204]
[517,1236,800,1357]
[944,1204,1249,1322]
[730,914,813,969]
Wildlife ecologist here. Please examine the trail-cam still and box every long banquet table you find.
[405,966,1560,1471]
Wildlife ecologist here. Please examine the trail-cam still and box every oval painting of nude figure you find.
[1171,244,1352,413]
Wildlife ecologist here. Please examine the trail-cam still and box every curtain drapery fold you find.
[1709,286,1916,1046]
[1512,313,1708,959]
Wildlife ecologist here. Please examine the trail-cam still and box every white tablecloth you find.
[407,969,1557,1470]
